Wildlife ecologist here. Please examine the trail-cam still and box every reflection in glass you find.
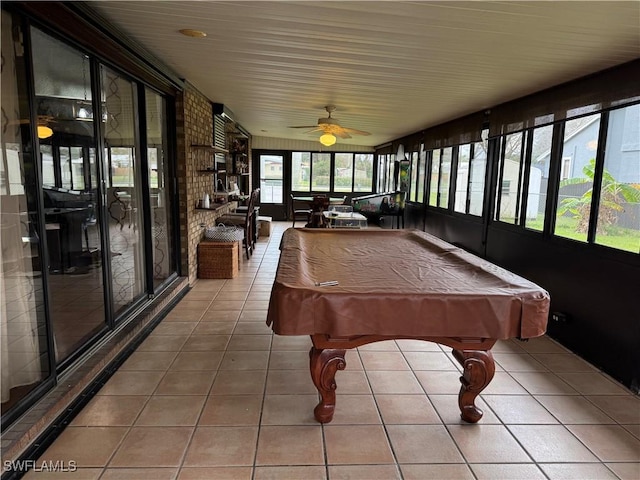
[145,88,174,288]
[31,26,106,363]
[554,114,601,243]
[1,11,51,415]
[41,145,55,187]
[101,65,145,315]
[58,147,72,189]
[595,105,640,253]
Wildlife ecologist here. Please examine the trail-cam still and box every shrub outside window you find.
[594,104,640,253]
[554,114,601,243]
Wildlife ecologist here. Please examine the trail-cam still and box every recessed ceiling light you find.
[179,29,207,38]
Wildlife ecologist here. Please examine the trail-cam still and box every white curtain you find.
[1,11,43,403]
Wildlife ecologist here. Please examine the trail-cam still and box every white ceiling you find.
[89,1,640,147]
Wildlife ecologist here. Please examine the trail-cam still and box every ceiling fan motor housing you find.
[318,117,339,126]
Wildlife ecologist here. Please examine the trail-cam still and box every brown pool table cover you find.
[267,228,550,340]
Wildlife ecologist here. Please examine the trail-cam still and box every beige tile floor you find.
[27,222,640,480]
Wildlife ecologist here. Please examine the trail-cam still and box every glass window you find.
[554,114,601,242]
[145,88,175,288]
[354,153,373,192]
[291,151,310,191]
[89,148,97,190]
[70,146,85,190]
[334,153,353,192]
[438,147,452,208]
[416,145,426,203]
[41,145,55,187]
[454,144,471,213]
[496,132,524,223]
[101,65,145,316]
[409,151,418,201]
[259,154,284,203]
[110,147,136,187]
[429,149,440,206]
[311,153,330,191]
[468,130,488,216]
[1,10,51,419]
[31,25,107,363]
[377,154,386,192]
[594,104,640,253]
[524,125,553,231]
[59,146,72,189]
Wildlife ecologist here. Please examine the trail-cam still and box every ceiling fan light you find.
[37,125,53,139]
[319,133,336,147]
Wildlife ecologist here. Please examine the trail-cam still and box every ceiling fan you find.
[289,105,371,146]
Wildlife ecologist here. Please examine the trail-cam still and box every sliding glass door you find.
[101,65,146,316]
[145,89,174,289]
[31,26,108,363]
[1,11,52,422]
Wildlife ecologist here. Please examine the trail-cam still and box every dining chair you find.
[310,195,330,228]
[219,188,260,259]
[290,194,312,228]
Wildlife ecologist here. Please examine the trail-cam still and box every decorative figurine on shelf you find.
[236,159,248,173]
[231,138,246,153]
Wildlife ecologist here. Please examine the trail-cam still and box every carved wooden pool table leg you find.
[309,347,346,423]
[452,349,496,423]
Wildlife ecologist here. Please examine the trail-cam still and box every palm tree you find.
[557,159,640,234]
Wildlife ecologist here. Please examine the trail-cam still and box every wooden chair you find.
[290,194,312,227]
[219,188,260,259]
[309,195,330,228]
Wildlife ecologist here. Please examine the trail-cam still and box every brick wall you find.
[177,83,237,285]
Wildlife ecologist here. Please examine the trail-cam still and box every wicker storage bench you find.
[198,240,239,279]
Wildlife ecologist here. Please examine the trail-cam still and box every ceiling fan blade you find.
[334,130,352,139]
[290,107,370,138]
[340,127,371,136]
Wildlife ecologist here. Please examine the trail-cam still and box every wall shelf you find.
[191,144,229,154]
[195,206,226,211]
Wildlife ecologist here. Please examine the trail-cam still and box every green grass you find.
[535,216,639,253]
[491,215,639,253]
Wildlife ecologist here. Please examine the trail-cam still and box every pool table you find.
[266,228,550,423]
